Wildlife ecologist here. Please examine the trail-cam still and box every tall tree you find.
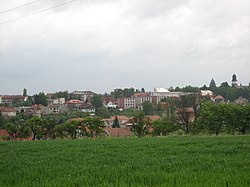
[131,112,149,138]
[209,78,217,91]
[112,116,120,128]
[23,88,27,96]
[142,101,154,115]
[152,118,177,136]
[91,94,103,109]
[34,92,48,106]
[175,95,193,133]
[26,117,45,140]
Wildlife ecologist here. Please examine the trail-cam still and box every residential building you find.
[200,90,213,97]
[0,95,28,105]
[70,91,95,102]
[79,103,95,113]
[105,127,132,137]
[151,88,186,104]
[118,97,136,109]
[65,100,83,111]
[103,97,118,109]
[47,98,65,105]
[0,107,16,117]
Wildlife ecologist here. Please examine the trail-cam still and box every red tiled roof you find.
[32,104,45,109]
[214,95,224,100]
[0,107,16,112]
[105,127,132,137]
[66,100,83,104]
[110,116,130,121]
[1,95,26,99]
[133,92,151,97]
[0,130,8,137]
[146,115,161,121]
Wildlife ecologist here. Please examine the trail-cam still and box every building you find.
[232,74,238,87]
[133,92,154,110]
[19,104,45,117]
[65,100,83,111]
[70,91,95,102]
[103,97,118,109]
[0,107,16,117]
[200,90,213,97]
[118,97,136,109]
[47,98,65,105]
[151,88,186,104]
[79,103,95,113]
[0,95,28,105]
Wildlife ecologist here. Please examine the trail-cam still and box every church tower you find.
[232,74,238,87]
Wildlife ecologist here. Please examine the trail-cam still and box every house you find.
[19,104,45,117]
[0,95,28,105]
[70,91,95,102]
[103,97,118,109]
[103,116,130,127]
[200,90,213,97]
[65,100,83,111]
[47,98,65,105]
[45,104,63,115]
[212,95,225,103]
[0,107,16,117]
[79,103,95,113]
[105,127,132,137]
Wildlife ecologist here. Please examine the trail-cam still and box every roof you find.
[0,95,27,99]
[0,130,8,137]
[133,92,151,97]
[214,95,224,100]
[32,104,45,109]
[66,100,83,104]
[79,103,94,109]
[105,127,132,137]
[154,88,170,92]
[0,107,16,112]
[146,115,161,121]
[110,116,130,121]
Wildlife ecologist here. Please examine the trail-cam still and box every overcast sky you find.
[0,0,249,95]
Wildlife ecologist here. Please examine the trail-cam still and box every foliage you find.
[91,94,103,109]
[152,118,178,136]
[4,121,30,140]
[26,117,46,140]
[33,92,48,106]
[209,78,217,90]
[111,88,135,99]
[196,103,250,135]
[112,116,120,128]
[142,101,154,115]
[52,91,70,101]
[131,112,149,138]
[96,107,111,118]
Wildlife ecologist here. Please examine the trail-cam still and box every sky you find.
[0,0,249,95]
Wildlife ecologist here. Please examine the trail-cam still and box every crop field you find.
[0,136,250,187]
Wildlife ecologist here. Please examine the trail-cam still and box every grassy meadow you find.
[0,136,250,186]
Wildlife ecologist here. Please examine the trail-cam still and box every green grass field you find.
[0,136,250,187]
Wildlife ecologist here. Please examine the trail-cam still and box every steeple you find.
[232,74,238,87]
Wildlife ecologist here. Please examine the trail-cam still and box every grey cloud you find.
[0,0,249,94]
